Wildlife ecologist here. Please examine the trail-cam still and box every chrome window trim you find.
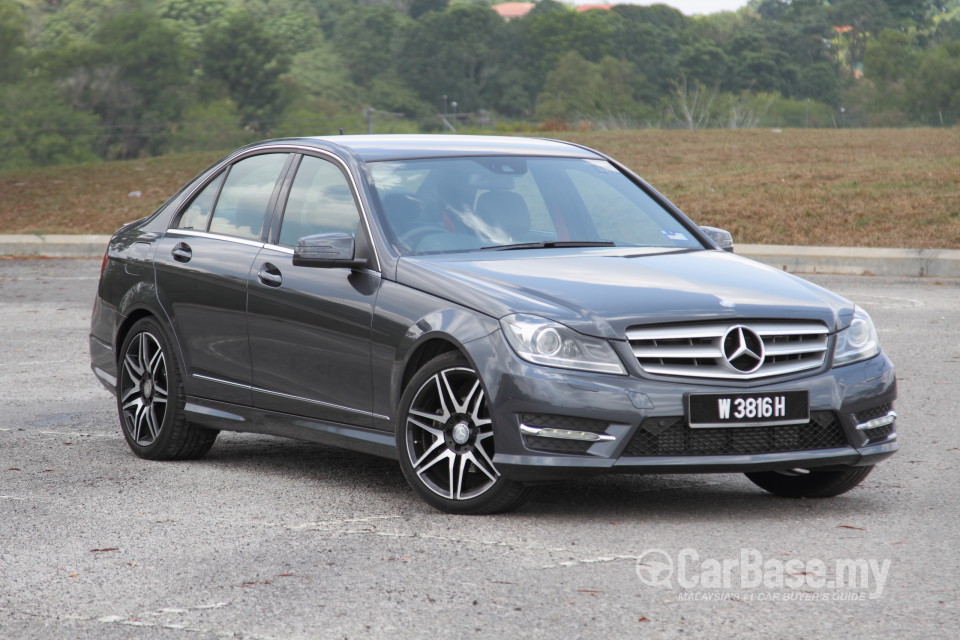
[168,143,382,273]
[166,228,265,250]
[261,243,294,255]
[249,144,382,272]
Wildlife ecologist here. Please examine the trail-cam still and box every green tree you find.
[0,82,99,170]
[798,61,842,105]
[610,8,685,101]
[396,4,505,112]
[906,41,960,124]
[409,0,447,20]
[865,29,920,84]
[159,0,228,50]
[332,5,411,86]
[521,5,615,86]
[0,0,27,83]
[830,0,896,73]
[535,51,648,125]
[38,6,190,159]
[201,9,291,134]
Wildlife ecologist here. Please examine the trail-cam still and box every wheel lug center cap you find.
[143,379,154,400]
[451,422,471,445]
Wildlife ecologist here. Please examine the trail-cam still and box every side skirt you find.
[184,397,398,461]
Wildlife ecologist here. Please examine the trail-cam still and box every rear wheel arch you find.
[115,308,156,356]
[115,308,188,379]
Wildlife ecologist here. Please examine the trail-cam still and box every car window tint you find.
[278,155,360,246]
[501,170,553,235]
[368,157,704,255]
[563,161,699,248]
[208,154,288,240]
[177,173,224,231]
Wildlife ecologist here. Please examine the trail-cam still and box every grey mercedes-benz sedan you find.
[89,135,898,514]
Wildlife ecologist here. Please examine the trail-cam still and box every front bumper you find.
[496,440,898,482]
[471,333,898,483]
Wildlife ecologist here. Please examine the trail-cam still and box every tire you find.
[117,317,218,461]
[396,352,535,514]
[745,465,874,498]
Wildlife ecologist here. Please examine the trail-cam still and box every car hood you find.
[396,248,854,340]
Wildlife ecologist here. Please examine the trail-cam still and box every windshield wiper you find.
[480,240,616,251]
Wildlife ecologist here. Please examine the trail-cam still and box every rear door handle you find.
[257,263,282,287]
[171,242,192,263]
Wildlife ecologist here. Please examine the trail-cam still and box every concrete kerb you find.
[1,234,959,278]
[737,244,960,279]
[0,234,111,259]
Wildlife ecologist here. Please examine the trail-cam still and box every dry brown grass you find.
[0,151,223,236]
[1,129,957,248]
[554,128,960,248]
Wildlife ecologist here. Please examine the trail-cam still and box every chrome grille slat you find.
[764,340,828,357]
[631,345,722,359]
[628,321,829,380]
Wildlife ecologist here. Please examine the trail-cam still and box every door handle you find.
[257,263,282,287]
[171,242,192,263]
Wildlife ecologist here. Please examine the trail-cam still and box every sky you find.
[575,1,752,15]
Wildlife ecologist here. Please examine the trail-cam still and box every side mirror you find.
[293,233,367,268]
[700,226,734,253]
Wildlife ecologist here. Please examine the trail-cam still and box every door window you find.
[206,154,288,240]
[278,156,361,246]
[177,173,224,231]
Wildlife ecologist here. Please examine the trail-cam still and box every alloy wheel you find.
[119,330,169,446]
[404,366,499,501]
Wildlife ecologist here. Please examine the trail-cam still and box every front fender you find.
[370,280,499,427]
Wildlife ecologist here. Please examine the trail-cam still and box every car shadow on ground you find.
[192,432,890,523]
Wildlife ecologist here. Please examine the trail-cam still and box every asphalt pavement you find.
[1,259,958,639]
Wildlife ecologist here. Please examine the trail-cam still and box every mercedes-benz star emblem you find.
[722,325,765,373]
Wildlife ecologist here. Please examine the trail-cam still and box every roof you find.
[575,3,614,12]
[492,2,534,20]
[292,134,603,163]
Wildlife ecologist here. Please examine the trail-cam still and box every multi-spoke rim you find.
[119,331,169,446]
[405,366,499,501]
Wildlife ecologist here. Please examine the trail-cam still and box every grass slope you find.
[1,129,957,248]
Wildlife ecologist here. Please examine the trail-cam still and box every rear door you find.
[247,153,381,426]
[155,152,291,405]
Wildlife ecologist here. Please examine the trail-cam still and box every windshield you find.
[368,156,705,255]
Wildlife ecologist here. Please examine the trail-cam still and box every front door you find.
[247,154,380,426]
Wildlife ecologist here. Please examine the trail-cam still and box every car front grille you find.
[622,411,847,457]
[626,321,829,380]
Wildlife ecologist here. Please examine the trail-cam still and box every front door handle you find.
[258,263,282,287]
[171,242,192,263]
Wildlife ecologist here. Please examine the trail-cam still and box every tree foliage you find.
[0,0,958,169]
[201,9,291,134]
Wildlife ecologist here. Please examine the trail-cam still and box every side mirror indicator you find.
[292,233,367,268]
[700,226,734,253]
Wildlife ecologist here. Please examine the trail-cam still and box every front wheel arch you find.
[395,350,535,514]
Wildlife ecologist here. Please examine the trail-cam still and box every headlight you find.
[500,314,626,375]
[833,306,880,367]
